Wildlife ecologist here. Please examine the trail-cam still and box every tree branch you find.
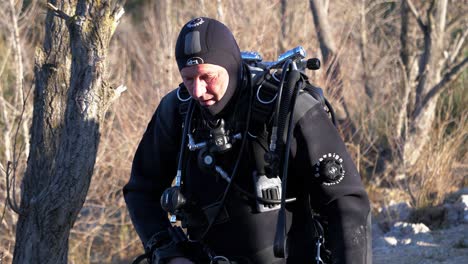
[415,57,468,117]
[400,0,410,75]
[113,5,125,21]
[365,0,399,14]
[446,12,466,32]
[111,84,127,102]
[5,161,22,215]
[396,59,411,140]
[47,2,70,21]
[449,29,467,64]
[0,43,11,78]
[404,0,426,30]
[111,5,125,35]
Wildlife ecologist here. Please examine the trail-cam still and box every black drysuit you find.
[123,81,372,264]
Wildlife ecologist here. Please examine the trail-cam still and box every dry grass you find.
[0,0,466,263]
[405,88,467,208]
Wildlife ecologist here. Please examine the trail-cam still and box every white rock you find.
[392,222,431,235]
[456,195,468,224]
[401,238,412,245]
[459,194,468,208]
[384,236,398,246]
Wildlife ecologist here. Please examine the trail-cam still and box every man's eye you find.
[204,75,216,82]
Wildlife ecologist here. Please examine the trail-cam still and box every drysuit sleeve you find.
[291,93,372,264]
[123,91,181,245]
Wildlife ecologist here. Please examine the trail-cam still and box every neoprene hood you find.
[175,17,242,116]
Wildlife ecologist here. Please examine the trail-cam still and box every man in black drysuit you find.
[123,17,372,264]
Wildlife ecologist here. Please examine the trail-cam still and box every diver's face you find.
[180,64,229,107]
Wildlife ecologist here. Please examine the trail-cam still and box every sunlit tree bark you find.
[12,1,124,263]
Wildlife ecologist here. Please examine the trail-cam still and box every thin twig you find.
[6,83,33,216]
[0,163,8,225]
[404,0,426,30]
[0,96,22,115]
[0,44,12,78]
[6,161,21,215]
[395,59,410,142]
[449,29,467,64]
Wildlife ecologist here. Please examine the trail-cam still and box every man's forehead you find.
[181,64,225,75]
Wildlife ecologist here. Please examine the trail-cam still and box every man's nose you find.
[192,78,207,99]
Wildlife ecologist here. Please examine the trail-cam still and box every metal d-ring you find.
[256,82,278,104]
[271,70,281,82]
[177,86,191,102]
[210,256,232,264]
[247,131,258,138]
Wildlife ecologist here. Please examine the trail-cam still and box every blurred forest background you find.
[0,0,466,263]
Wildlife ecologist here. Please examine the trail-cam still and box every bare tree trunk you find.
[397,0,414,143]
[309,0,335,65]
[7,0,30,157]
[278,0,288,52]
[217,0,225,21]
[280,0,287,40]
[151,0,174,99]
[359,0,373,99]
[401,0,467,167]
[403,2,442,167]
[309,0,355,135]
[12,1,124,263]
[199,0,205,12]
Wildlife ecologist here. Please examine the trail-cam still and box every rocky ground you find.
[372,188,468,264]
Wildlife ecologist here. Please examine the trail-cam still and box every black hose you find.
[324,98,337,126]
[277,69,301,146]
[177,100,195,175]
[274,76,303,258]
[270,60,292,153]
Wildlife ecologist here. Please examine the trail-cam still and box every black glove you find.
[147,226,206,264]
[144,228,183,264]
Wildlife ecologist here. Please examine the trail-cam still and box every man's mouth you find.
[200,99,215,106]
